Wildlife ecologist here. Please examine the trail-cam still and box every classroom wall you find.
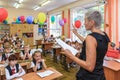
[6,8,40,23]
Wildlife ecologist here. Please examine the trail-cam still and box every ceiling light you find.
[14,2,20,8]
[33,6,41,10]
[41,0,51,6]
[19,0,24,3]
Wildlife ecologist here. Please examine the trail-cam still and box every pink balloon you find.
[63,18,67,23]
[0,8,8,22]
[20,16,25,23]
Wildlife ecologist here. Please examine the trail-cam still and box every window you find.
[49,13,62,37]
[70,4,104,42]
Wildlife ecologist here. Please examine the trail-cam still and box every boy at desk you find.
[5,54,25,80]
[20,44,32,60]
[2,46,12,63]
[31,51,47,72]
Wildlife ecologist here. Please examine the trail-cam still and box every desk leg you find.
[53,49,57,63]
[62,55,69,71]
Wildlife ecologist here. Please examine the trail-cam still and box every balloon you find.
[59,20,64,26]
[75,20,81,28]
[16,18,21,24]
[0,8,8,22]
[38,12,46,25]
[74,17,79,21]
[26,16,33,24]
[34,18,38,24]
[38,28,43,33]
[3,20,8,24]
[20,16,25,23]
[13,17,16,21]
[17,16,21,21]
[63,18,67,23]
[51,16,55,23]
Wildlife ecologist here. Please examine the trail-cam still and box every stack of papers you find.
[0,64,5,67]
[113,59,120,63]
[56,39,79,55]
[37,70,54,78]
[16,78,23,80]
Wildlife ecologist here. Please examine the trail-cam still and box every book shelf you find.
[0,24,10,38]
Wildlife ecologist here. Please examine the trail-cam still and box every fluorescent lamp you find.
[19,0,24,3]
[34,6,41,10]
[14,2,20,8]
[41,0,51,6]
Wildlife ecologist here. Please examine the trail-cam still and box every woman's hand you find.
[72,24,78,35]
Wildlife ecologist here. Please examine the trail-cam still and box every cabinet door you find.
[10,24,18,35]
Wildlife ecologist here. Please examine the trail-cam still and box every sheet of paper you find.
[113,59,120,63]
[16,78,23,80]
[0,64,5,67]
[56,39,79,55]
[37,70,54,78]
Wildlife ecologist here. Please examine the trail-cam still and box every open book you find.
[56,39,79,55]
[37,70,54,78]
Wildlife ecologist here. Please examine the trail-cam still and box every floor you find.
[43,53,79,80]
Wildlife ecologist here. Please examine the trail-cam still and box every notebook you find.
[37,70,54,78]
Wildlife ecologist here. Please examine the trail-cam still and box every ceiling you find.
[0,0,78,12]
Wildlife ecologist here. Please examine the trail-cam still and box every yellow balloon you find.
[34,18,38,23]
[6,17,9,21]
[38,12,46,24]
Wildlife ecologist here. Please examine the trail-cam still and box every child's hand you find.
[1,61,5,64]
[18,68,22,74]
[37,59,41,63]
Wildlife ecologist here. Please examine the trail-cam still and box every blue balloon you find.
[38,28,43,33]
[16,18,21,24]
[26,16,33,24]
[17,16,21,21]
[3,20,8,24]
[74,17,79,21]
[51,16,55,23]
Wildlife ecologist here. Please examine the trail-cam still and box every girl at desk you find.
[31,51,47,72]
[20,44,32,60]
[5,54,25,80]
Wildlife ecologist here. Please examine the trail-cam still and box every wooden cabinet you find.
[0,24,10,38]
[10,24,35,46]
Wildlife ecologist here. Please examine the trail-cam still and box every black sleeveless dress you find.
[76,32,110,80]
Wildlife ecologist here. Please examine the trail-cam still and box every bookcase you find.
[0,24,10,38]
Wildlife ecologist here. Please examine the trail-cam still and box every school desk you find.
[14,67,63,80]
[42,42,54,56]
[103,60,120,80]
[0,62,30,76]
[52,46,61,63]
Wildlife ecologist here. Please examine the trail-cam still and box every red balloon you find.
[75,20,81,28]
[20,16,25,23]
[0,8,8,22]
[63,18,67,23]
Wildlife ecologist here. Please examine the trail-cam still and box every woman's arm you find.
[72,24,85,42]
[63,35,97,72]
